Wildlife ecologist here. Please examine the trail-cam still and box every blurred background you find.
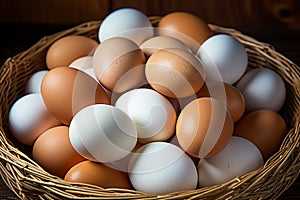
[0,0,299,199]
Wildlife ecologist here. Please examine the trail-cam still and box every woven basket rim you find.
[0,17,300,199]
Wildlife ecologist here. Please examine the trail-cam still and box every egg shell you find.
[128,142,198,194]
[99,8,154,45]
[145,48,205,98]
[81,68,99,82]
[46,35,98,70]
[233,109,287,159]
[140,36,192,57]
[198,136,264,187]
[25,70,48,94]
[69,56,93,70]
[64,160,132,189]
[69,104,138,163]
[197,34,248,84]
[41,67,110,125]
[69,56,97,82]
[197,81,246,122]
[93,37,146,93]
[115,88,177,144]
[158,12,214,52]
[32,126,85,177]
[235,68,286,112]
[176,97,234,158]
[9,93,61,145]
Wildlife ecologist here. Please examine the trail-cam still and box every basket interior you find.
[0,19,299,199]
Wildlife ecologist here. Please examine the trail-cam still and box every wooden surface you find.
[0,0,299,199]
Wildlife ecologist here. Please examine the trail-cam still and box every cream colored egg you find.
[198,136,264,187]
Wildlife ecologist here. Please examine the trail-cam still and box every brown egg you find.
[145,48,205,98]
[140,36,191,57]
[46,35,98,70]
[64,160,132,189]
[233,109,287,160]
[176,97,234,158]
[41,67,110,125]
[93,37,146,93]
[33,126,85,177]
[158,12,214,52]
[197,81,246,122]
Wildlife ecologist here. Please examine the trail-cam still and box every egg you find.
[81,68,99,82]
[107,142,144,173]
[93,37,146,93]
[115,88,177,143]
[196,34,248,84]
[198,136,264,187]
[69,56,93,70]
[235,68,286,112]
[32,126,85,177]
[41,67,110,125]
[64,160,132,189]
[176,97,234,158]
[69,57,99,82]
[69,104,138,162]
[9,93,61,145]
[197,81,246,122]
[25,70,48,94]
[158,12,214,52]
[145,48,205,98]
[140,36,192,57]
[233,109,287,159]
[46,35,98,69]
[128,142,198,194]
[99,8,154,45]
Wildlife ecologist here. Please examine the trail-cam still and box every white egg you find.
[25,70,48,93]
[128,142,198,194]
[115,88,177,143]
[69,104,138,162]
[235,68,286,112]
[196,34,248,84]
[198,136,264,187]
[99,8,154,45]
[9,93,61,145]
[69,56,93,70]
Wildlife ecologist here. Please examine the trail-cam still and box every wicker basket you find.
[0,17,299,200]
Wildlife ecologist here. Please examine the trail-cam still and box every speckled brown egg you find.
[158,12,214,52]
[233,109,287,160]
[93,37,146,93]
[46,35,98,70]
[145,48,205,98]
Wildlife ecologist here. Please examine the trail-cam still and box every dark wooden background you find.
[1,0,300,29]
[0,0,299,199]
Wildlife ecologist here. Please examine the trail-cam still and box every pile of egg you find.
[9,8,288,194]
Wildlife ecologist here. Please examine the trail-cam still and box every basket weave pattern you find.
[0,17,299,199]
